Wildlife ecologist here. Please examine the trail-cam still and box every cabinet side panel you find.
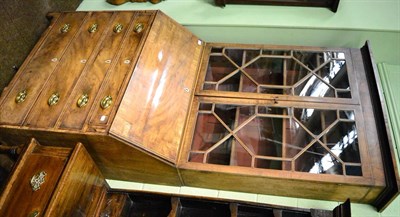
[110,11,203,163]
[350,48,385,187]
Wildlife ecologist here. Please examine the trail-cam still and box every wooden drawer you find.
[24,12,114,129]
[58,12,137,130]
[0,139,71,217]
[88,11,154,131]
[0,138,107,216]
[0,13,86,126]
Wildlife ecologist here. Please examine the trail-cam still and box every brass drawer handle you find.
[48,92,60,106]
[77,94,89,108]
[15,90,27,104]
[100,96,112,109]
[30,171,47,191]
[113,23,123,33]
[134,23,144,33]
[88,23,98,33]
[29,210,40,217]
[60,24,71,33]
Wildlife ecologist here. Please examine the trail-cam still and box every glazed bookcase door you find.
[196,44,359,104]
[188,98,366,177]
[179,43,383,200]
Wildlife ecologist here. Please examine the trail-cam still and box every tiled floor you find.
[107,179,400,216]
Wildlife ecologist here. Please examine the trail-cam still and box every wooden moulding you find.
[214,0,340,12]
[360,41,400,212]
[107,0,163,5]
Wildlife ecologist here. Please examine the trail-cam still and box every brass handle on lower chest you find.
[113,24,123,33]
[29,210,40,217]
[88,23,98,33]
[30,171,47,191]
[48,93,60,106]
[100,96,112,109]
[134,23,144,33]
[15,90,27,103]
[60,24,71,33]
[77,94,89,108]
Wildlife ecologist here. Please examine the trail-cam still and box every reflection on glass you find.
[191,113,230,151]
[204,48,352,99]
[190,104,362,176]
[326,122,360,163]
[296,142,343,175]
[293,108,337,136]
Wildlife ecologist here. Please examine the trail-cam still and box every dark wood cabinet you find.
[0,10,397,212]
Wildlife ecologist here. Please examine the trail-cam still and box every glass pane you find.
[345,165,362,176]
[243,58,284,85]
[262,50,290,56]
[259,87,289,95]
[236,117,284,157]
[203,83,216,90]
[231,141,252,167]
[295,142,343,175]
[218,71,240,92]
[293,51,328,70]
[191,113,230,151]
[286,58,310,86]
[206,55,237,82]
[257,106,288,115]
[207,136,233,165]
[293,108,337,136]
[283,118,315,159]
[241,73,258,93]
[199,103,212,111]
[255,159,284,170]
[339,110,355,120]
[225,49,244,66]
[294,75,335,98]
[214,104,237,130]
[326,122,360,163]
[244,50,260,64]
[189,153,204,163]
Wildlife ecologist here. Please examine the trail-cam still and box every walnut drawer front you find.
[0,13,86,126]
[24,12,114,129]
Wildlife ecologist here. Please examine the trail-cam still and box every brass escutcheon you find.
[77,94,89,108]
[60,24,71,33]
[29,211,40,217]
[134,23,144,33]
[113,23,123,33]
[100,96,112,109]
[88,23,98,33]
[30,171,46,191]
[48,93,60,106]
[15,90,27,104]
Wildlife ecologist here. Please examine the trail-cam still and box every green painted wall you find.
[78,0,400,216]
[78,0,400,65]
